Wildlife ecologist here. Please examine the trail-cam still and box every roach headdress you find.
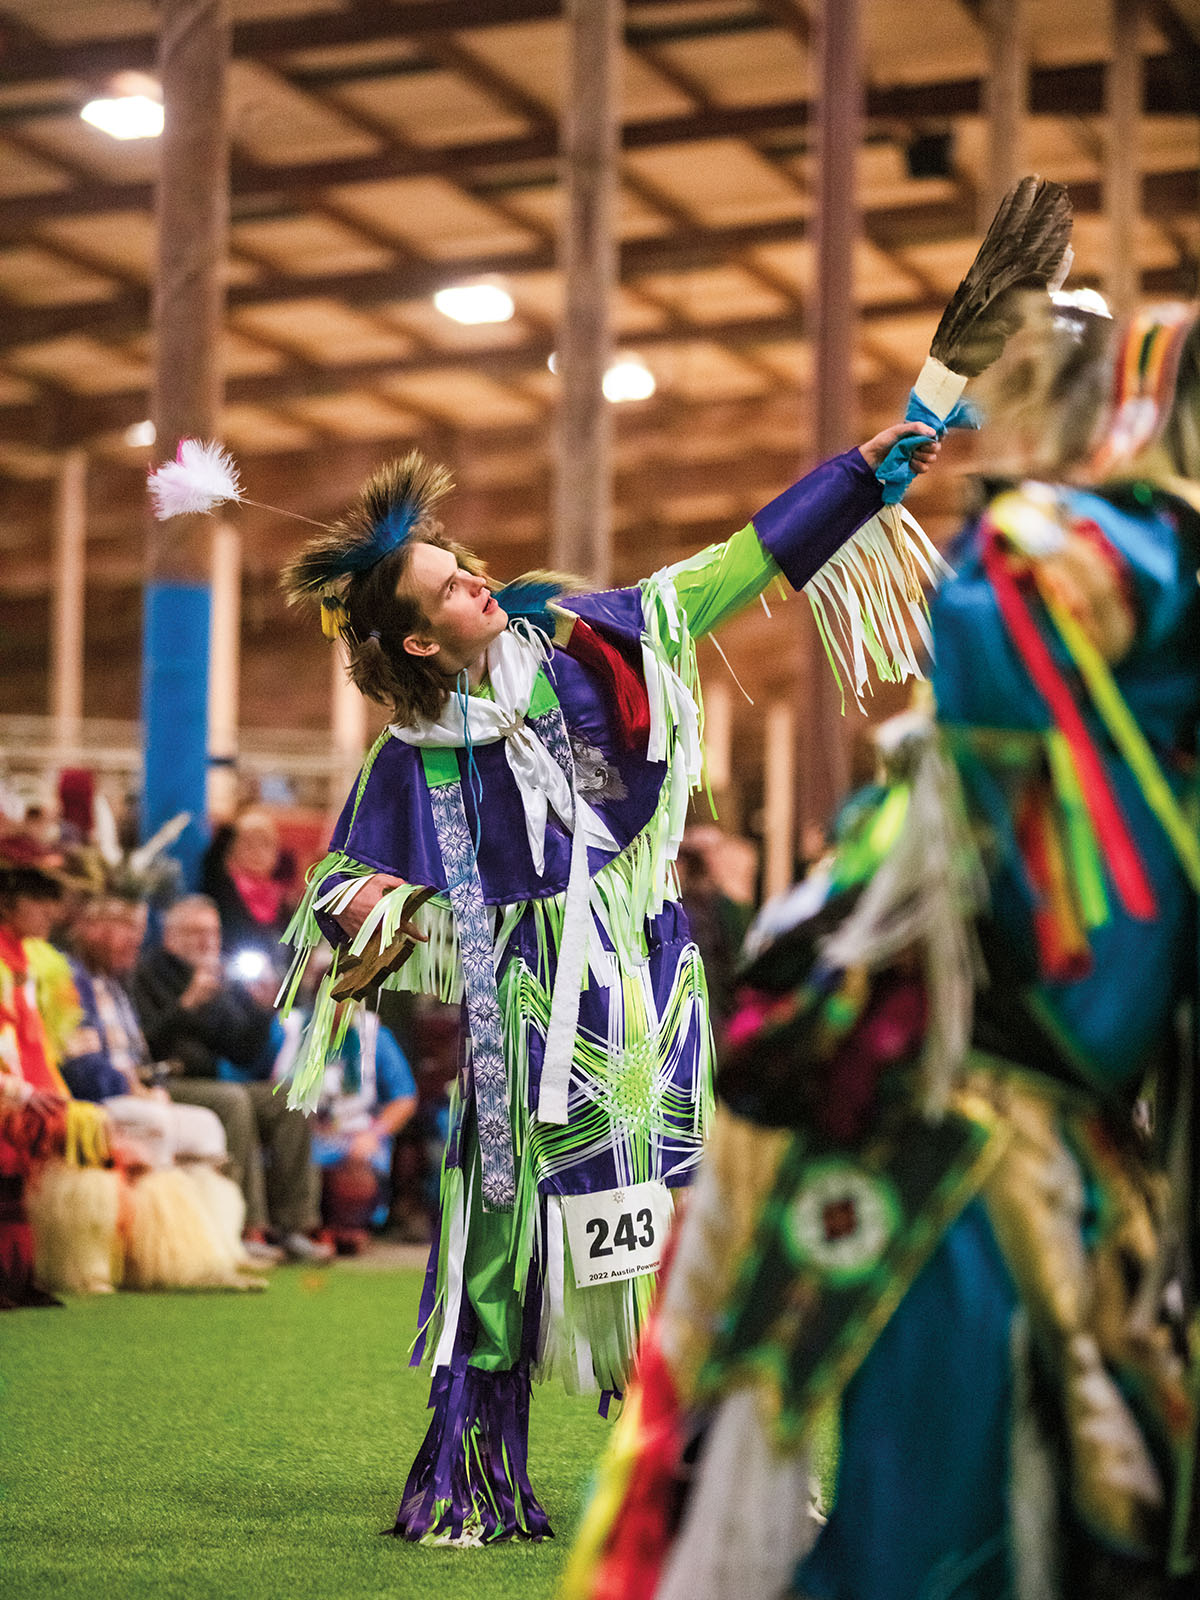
[280,450,455,637]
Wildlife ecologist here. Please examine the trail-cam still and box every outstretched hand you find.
[857,422,940,474]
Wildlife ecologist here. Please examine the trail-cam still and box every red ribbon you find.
[563,615,652,753]
[981,523,1155,920]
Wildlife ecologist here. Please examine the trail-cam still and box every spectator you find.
[129,895,330,1264]
[676,827,753,1032]
[310,1006,417,1252]
[202,809,292,965]
[0,833,110,1306]
[387,997,458,1243]
[61,893,228,1172]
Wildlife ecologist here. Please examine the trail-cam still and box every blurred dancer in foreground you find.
[564,303,1200,1600]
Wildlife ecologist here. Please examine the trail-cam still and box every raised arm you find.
[654,424,938,642]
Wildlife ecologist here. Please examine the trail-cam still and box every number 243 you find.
[586,1208,655,1258]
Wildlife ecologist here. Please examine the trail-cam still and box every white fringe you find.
[804,505,953,714]
[654,1387,820,1600]
[821,715,987,1117]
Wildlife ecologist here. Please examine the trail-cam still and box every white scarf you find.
[389,628,617,872]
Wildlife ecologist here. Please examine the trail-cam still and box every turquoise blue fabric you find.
[932,490,1200,1095]
[796,1200,1017,1600]
[876,390,982,505]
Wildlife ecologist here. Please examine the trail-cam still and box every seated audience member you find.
[0,833,111,1306]
[1,841,255,1299]
[202,809,293,965]
[387,996,458,1243]
[311,1006,417,1252]
[61,893,227,1171]
[129,895,330,1264]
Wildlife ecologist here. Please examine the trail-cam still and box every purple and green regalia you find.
[279,446,945,1544]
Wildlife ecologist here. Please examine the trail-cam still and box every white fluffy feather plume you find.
[147,438,244,521]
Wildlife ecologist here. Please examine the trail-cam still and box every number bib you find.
[561,1180,674,1289]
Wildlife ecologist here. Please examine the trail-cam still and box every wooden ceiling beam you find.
[0,54,1191,239]
[5,166,1196,356]
[4,248,1196,451]
[0,306,909,446]
[0,2,600,85]
[0,382,918,517]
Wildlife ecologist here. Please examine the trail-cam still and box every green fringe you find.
[415,946,713,1387]
[279,580,709,1071]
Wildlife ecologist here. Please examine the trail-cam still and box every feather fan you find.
[930,175,1073,381]
[281,450,454,605]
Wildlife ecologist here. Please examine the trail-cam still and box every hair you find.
[340,531,488,727]
[163,893,220,934]
[282,451,487,728]
[971,290,1117,481]
[74,893,137,922]
[0,867,62,907]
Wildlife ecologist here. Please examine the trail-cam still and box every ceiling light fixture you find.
[124,420,157,448]
[80,95,164,141]
[433,283,515,325]
[603,356,656,403]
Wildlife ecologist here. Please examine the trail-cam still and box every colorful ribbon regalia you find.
[564,307,1200,1600]
[0,920,111,1308]
[276,440,947,1544]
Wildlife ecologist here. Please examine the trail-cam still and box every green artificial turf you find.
[1,1264,609,1600]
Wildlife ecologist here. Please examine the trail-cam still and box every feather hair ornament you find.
[491,569,584,640]
[281,450,455,606]
[147,438,326,526]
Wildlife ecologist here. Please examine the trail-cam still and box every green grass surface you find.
[1,1264,609,1600]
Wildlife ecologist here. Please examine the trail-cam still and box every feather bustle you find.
[492,570,580,635]
[929,175,1073,379]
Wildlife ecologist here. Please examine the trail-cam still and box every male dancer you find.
[280,420,939,1543]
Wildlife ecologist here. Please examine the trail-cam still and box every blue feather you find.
[281,451,454,601]
[492,578,565,636]
[342,499,421,571]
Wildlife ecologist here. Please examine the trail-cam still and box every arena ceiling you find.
[0,0,1197,745]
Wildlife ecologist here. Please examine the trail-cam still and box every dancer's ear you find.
[402,632,440,660]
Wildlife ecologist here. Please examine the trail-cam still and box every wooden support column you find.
[144,0,231,881]
[979,0,1026,227]
[1107,0,1142,319]
[330,649,368,816]
[551,0,621,583]
[804,0,860,842]
[206,520,240,820]
[50,448,87,762]
[763,699,796,900]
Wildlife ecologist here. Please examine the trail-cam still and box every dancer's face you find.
[399,542,508,676]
